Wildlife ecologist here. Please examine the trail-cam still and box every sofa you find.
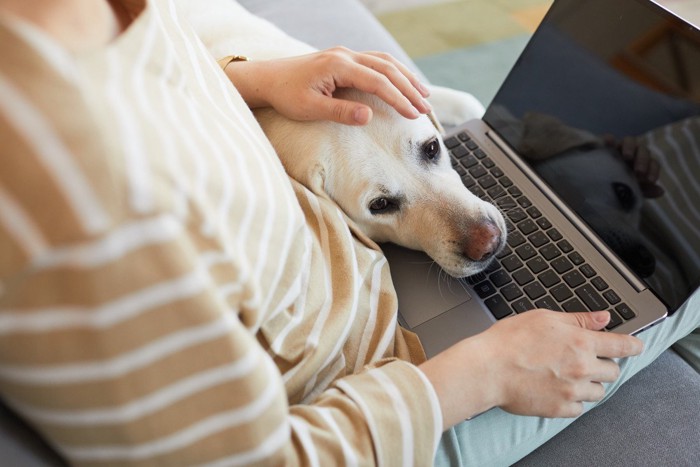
[2,0,699,465]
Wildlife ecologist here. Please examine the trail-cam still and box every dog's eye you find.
[612,182,636,210]
[369,197,397,215]
[422,139,441,161]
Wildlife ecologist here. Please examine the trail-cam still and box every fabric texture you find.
[0,1,442,465]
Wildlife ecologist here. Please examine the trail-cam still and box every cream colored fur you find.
[176,0,505,277]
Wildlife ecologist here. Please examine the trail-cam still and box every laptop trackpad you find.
[382,243,473,328]
[413,301,494,358]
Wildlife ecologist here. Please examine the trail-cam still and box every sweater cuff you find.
[334,359,443,466]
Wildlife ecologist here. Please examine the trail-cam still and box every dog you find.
[179,0,507,277]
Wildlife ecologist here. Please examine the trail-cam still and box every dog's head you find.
[255,89,506,277]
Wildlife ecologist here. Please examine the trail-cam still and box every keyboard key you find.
[465,272,487,285]
[546,228,563,241]
[603,290,621,305]
[515,244,537,261]
[453,145,470,159]
[551,257,574,274]
[501,254,523,272]
[528,232,550,248]
[462,175,477,188]
[562,298,586,312]
[460,154,478,167]
[551,283,574,302]
[466,140,479,150]
[563,270,586,288]
[591,276,609,291]
[474,281,497,299]
[469,166,488,178]
[508,208,528,223]
[537,217,552,230]
[513,268,535,285]
[501,283,523,301]
[485,295,513,320]
[508,186,523,197]
[524,282,547,300]
[490,270,512,287]
[445,136,460,149]
[579,264,596,278]
[482,157,495,169]
[558,240,574,253]
[575,284,608,311]
[487,185,507,199]
[479,175,498,189]
[458,132,471,142]
[497,197,518,210]
[526,206,542,218]
[491,167,504,178]
[512,297,535,313]
[518,219,538,235]
[605,310,624,330]
[568,252,585,266]
[454,164,467,176]
[538,269,561,288]
[518,196,533,208]
[499,176,513,187]
[540,244,562,261]
[496,246,513,260]
[526,256,548,274]
[507,231,526,248]
[616,303,636,320]
[535,295,561,311]
[473,148,487,158]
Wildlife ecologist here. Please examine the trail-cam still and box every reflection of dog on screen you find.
[516,112,656,278]
[182,0,507,278]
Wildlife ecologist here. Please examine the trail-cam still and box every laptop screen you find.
[483,0,700,310]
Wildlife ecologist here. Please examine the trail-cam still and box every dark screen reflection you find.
[484,0,700,309]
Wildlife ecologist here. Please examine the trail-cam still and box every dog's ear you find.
[427,110,446,136]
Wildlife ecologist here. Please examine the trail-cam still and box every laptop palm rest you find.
[382,243,495,357]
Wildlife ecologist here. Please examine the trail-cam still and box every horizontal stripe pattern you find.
[0,0,442,465]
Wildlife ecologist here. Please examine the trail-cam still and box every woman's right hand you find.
[419,309,644,430]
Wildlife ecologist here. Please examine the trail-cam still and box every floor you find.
[360,0,700,106]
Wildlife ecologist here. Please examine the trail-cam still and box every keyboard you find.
[445,131,636,330]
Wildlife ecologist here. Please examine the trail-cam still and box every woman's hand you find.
[419,310,644,430]
[224,47,432,125]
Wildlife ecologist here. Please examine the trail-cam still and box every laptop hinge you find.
[486,129,649,293]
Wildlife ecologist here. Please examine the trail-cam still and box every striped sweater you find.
[0,1,442,465]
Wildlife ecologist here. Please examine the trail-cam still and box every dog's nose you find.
[464,222,501,262]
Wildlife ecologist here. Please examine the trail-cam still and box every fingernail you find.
[418,81,430,97]
[353,106,371,124]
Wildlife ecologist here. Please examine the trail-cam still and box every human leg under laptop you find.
[434,289,700,466]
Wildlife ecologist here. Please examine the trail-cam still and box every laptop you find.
[383,0,700,358]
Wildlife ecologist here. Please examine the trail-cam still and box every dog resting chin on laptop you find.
[255,90,506,278]
[180,0,507,278]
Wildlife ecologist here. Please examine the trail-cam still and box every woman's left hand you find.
[224,47,432,125]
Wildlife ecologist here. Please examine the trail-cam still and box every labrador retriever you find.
[180,0,507,277]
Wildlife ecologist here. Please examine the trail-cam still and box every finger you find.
[567,310,611,331]
[594,333,644,359]
[590,358,621,383]
[620,136,637,161]
[339,55,430,117]
[363,51,431,97]
[307,94,374,125]
[633,146,651,176]
[578,381,607,403]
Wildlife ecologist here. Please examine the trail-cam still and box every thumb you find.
[570,310,610,331]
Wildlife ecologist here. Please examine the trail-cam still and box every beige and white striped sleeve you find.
[0,3,443,465]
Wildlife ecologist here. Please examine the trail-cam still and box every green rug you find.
[374,0,553,106]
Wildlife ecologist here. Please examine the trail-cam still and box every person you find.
[0,1,698,466]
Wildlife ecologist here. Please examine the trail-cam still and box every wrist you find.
[220,56,272,109]
[418,336,501,429]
